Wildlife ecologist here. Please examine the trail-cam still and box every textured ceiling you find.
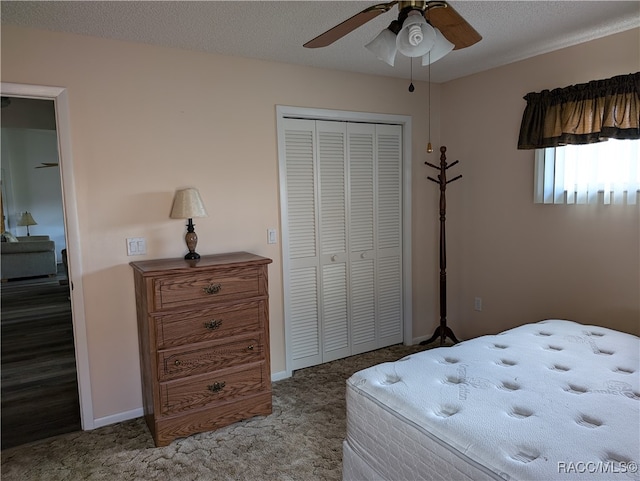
[2,1,639,83]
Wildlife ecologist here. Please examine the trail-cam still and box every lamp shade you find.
[170,188,208,219]
[421,28,455,66]
[396,11,436,57]
[17,211,37,227]
[365,28,398,66]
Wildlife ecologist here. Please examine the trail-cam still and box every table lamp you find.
[17,211,37,236]
[170,188,208,260]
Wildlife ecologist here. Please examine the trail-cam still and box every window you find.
[519,72,639,205]
[535,139,640,204]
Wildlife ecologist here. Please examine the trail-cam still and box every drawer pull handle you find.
[203,283,222,295]
[174,360,182,366]
[247,345,254,351]
[208,381,226,393]
[204,319,223,330]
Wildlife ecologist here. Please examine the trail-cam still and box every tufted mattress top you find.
[345,320,640,480]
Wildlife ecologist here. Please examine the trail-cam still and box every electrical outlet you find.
[474,297,482,311]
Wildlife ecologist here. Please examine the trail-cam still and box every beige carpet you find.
[1,344,433,481]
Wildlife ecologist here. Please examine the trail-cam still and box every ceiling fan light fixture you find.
[365,27,398,66]
[421,27,455,65]
[366,19,401,67]
[396,11,436,57]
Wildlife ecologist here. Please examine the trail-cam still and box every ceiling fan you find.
[35,162,59,169]
[304,1,481,66]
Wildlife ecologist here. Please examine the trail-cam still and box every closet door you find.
[317,121,350,363]
[282,119,352,368]
[283,119,322,370]
[376,124,403,347]
[282,118,403,371]
[348,123,403,354]
[347,123,377,355]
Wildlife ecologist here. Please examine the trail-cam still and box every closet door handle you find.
[360,252,367,259]
[331,255,337,262]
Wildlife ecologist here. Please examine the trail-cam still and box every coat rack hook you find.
[445,160,460,169]
[425,161,440,170]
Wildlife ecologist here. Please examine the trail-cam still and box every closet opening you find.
[276,106,413,376]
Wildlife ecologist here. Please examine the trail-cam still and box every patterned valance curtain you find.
[518,72,640,150]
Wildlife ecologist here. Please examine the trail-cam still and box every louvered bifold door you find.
[347,123,378,355]
[283,118,322,370]
[282,118,404,371]
[376,124,403,346]
[317,121,350,363]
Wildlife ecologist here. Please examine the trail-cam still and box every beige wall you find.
[1,25,442,422]
[441,28,640,340]
[2,24,638,426]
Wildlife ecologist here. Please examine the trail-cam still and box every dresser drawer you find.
[155,300,264,349]
[153,266,263,311]
[159,364,268,415]
[158,336,265,381]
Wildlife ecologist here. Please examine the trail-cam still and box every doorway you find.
[1,96,79,448]
[0,83,93,447]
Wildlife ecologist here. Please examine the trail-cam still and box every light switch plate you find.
[127,237,147,256]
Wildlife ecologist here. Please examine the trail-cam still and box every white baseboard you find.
[271,370,290,382]
[92,407,144,429]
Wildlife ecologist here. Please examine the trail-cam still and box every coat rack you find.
[421,146,461,346]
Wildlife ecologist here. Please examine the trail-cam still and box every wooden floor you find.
[1,270,81,450]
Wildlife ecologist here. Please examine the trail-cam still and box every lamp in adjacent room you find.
[169,188,208,260]
[17,211,37,236]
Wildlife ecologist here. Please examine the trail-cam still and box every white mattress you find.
[344,320,640,481]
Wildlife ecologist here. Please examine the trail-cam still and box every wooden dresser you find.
[130,252,272,446]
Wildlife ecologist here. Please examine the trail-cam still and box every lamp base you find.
[184,218,200,260]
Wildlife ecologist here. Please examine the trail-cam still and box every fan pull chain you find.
[408,58,415,92]
[427,51,433,153]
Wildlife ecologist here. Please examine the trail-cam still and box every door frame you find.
[1,82,94,430]
[276,105,413,377]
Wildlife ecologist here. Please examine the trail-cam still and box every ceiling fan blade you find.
[35,162,59,169]
[426,2,481,50]
[304,1,398,48]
